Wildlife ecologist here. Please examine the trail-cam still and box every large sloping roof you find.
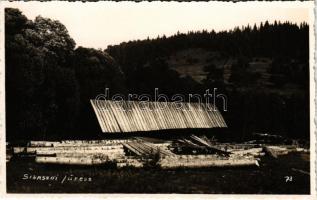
[90,100,227,133]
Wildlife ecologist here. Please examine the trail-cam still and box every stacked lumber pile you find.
[214,143,261,151]
[263,145,308,158]
[29,139,133,147]
[159,155,259,169]
[171,135,230,156]
[161,135,261,168]
[123,141,175,157]
[13,139,164,168]
[21,140,128,165]
[36,156,108,165]
[229,148,265,158]
[9,138,309,169]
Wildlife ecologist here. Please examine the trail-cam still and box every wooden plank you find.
[122,101,138,132]
[103,100,122,132]
[188,103,203,128]
[90,100,107,132]
[173,102,187,129]
[160,157,259,169]
[98,100,116,133]
[165,102,178,129]
[180,103,194,128]
[151,102,165,130]
[131,101,148,131]
[194,103,209,128]
[109,101,129,132]
[129,101,143,132]
[123,143,143,156]
[146,102,160,131]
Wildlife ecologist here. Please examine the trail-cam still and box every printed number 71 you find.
[285,176,293,182]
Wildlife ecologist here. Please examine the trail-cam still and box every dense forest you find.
[5,8,310,142]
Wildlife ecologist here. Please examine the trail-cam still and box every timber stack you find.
[6,100,309,169]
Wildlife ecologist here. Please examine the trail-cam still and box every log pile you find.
[29,139,133,147]
[159,155,259,169]
[263,145,308,158]
[8,137,309,169]
[13,140,128,165]
[36,156,108,165]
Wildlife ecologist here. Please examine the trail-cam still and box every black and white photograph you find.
[0,1,315,196]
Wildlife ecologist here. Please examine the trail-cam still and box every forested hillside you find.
[5,8,125,140]
[5,8,310,141]
[107,21,308,91]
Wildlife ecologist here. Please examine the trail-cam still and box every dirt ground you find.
[6,152,310,194]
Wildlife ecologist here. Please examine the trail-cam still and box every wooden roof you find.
[90,100,227,133]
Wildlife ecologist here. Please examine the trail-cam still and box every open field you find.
[7,152,310,194]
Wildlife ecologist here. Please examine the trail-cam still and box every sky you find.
[2,1,313,49]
